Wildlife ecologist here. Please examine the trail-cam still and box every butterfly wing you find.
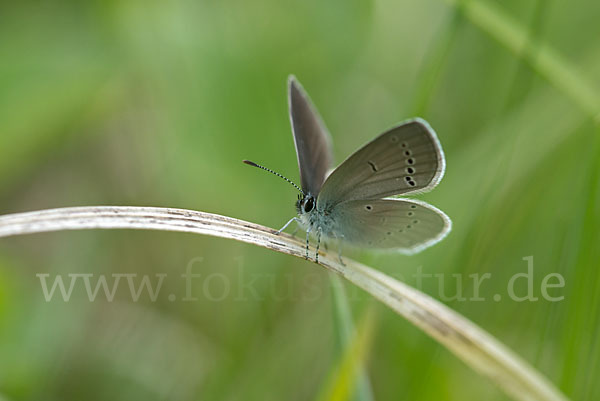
[288,76,333,196]
[317,119,444,208]
[329,198,451,253]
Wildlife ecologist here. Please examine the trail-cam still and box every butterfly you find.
[245,76,451,264]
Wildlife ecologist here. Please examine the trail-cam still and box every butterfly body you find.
[296,194,337,239]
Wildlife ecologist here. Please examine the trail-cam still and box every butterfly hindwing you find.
[317,119,444,208]
[329,198,451,253]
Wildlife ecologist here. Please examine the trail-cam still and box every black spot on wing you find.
[367,160,378,172]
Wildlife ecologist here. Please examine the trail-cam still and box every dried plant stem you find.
[0,206,569,401]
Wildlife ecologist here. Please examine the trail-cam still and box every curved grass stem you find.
[0,206,569,401]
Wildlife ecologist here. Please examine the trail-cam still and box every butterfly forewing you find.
[317,119,444,208]
[331,199,451,252]
[288,76,333,196]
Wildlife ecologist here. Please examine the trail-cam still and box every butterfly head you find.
[296,194,316,216]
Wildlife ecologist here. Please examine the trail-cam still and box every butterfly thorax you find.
[296,194,338,237]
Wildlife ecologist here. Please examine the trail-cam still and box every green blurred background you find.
[1,0,599,400]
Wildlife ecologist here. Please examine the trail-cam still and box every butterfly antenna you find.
[243,160,305,195]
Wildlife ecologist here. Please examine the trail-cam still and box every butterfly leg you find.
[277,217,300,234]
[315,227,322,264]
[305,228,311,260]
[337,243,346,266]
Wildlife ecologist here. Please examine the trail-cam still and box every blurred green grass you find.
[0,0,599,400]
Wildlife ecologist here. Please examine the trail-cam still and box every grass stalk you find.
[443,0,600,122]
[0,206,570,401]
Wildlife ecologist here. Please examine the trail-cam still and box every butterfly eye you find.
[304,197,315,213]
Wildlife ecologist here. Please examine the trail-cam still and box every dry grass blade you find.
[0,206,569,401]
